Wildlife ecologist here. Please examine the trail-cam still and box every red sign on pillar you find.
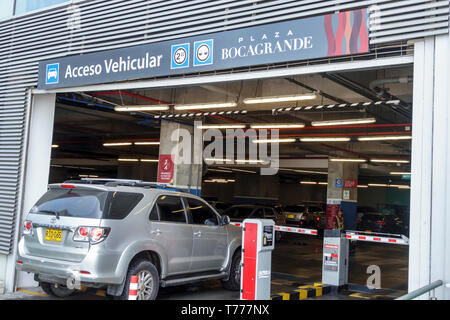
[157,154,174,183]
[343,179,358,189]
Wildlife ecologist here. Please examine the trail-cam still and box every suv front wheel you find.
[118,259,159,300]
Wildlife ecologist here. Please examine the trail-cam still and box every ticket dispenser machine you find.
[322,229,349,287]
[240,219,275,300]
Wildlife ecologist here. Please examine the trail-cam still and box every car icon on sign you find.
[46,63,60,84]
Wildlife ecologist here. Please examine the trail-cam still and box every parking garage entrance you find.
[20,56,413,297]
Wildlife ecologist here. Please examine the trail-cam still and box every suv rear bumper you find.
[16,239,124,286]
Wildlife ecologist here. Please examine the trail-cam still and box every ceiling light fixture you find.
[250,123,306,129]
[140,159,159,163]
[390,172,411,175]
[252,138,297,144]
[371,159,410,164]
[134,142,161,145]
[300,137,351,142]
[197,124,246,130]
[114,105,170,112]
[300,181,318,185]
[52,144,59,148]
[104,142,133,147]
[311,118,376,127]
[174,102,237,111]
[244,93,317,104]
[357,185,369,188]
[358,135,412,142]
[118,158,139,162]
[330,158,367,163]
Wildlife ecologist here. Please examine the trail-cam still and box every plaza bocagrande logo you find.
[168,122,280,176]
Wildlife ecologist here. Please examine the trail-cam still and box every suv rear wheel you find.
[222,250,241,291]
[40,282,77,298]
[118,259,159,300]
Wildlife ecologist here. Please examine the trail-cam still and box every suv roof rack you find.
[62,178,186,192]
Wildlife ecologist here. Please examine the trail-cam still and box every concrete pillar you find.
[5,93,56,291]
[158,119,202,195]
[326,159,358,230]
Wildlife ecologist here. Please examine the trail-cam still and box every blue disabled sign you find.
[335,179,343,188]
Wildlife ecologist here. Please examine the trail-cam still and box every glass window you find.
[149,205,159,221]
[105,192,143,220]
[31,188,109,219]
[186,198,218,226]
[154,195,186,223]
[0,0,14,21]
[224,207,253,219]
[251,208,264,219]
[15,0,68,15]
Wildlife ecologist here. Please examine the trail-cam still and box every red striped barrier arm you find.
[345,232,409,245]
[230,222,318,236]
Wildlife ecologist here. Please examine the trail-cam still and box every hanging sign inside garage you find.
[38,9,369,89]
[157,154,175,184]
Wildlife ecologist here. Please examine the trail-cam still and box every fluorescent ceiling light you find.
[104,142,133,147]
[174,102,237,111]
[390,172,411,175]
[134,142,160,145]
[371,159,410,164]
[115,105,170,112]
[235,159,266,164]
[330,158,367,163]
[52,144,59,148]
[301,137,351,142]
[250,123,305,129]
[300,181,317,185]
[252,138,296,144]
[204,179,235,183]
[197,124,246,130]
[208,169,233,173]
[312,118,376,127]
[244,93,317,104]
[204,158,233,163]
[118,158,139,162]
[357,185,369,188]
[318,182,328,185]
[141,159,159,163]
[358,135,412,142]
[230,168,257,174]
[368,183,389,187]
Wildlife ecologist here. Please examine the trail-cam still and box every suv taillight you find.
[73,226,110,244]
[23,220,33,235]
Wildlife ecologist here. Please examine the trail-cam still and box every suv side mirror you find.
[222,215,230,225]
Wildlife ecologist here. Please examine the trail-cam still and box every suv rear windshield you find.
[30,188,143,220]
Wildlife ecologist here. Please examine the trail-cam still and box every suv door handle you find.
[193,231,202,237]
[151,229,162,235]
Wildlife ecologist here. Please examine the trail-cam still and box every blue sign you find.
[37,9,369,89]
[45,63,59,84]
[335,179,343,188]
[171,43,190,69]
[194,39,214,66]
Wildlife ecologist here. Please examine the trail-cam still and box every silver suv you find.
[16,179,242,300]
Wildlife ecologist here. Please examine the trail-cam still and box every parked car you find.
[221,204,283,240]
[302,205,326,230]
[282,205,307,226]
[16,179,242,300]
[207,201,232,214]
[356,211,405,235]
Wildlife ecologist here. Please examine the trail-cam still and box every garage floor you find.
[0,234,408,300]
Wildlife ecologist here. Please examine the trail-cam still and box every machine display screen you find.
[263,226,274,246]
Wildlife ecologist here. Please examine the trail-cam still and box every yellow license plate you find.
[287,215,295,219]
[45,229,63,242]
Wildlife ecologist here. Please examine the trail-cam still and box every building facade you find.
[1,0,450,298]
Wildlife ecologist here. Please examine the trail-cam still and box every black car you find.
[222,204,284,240]
[356,212,405,235]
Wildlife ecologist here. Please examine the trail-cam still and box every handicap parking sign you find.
[335,179,343,188]
[194,39,213,66]
[171,43,190,69]
[46,63,59,84]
